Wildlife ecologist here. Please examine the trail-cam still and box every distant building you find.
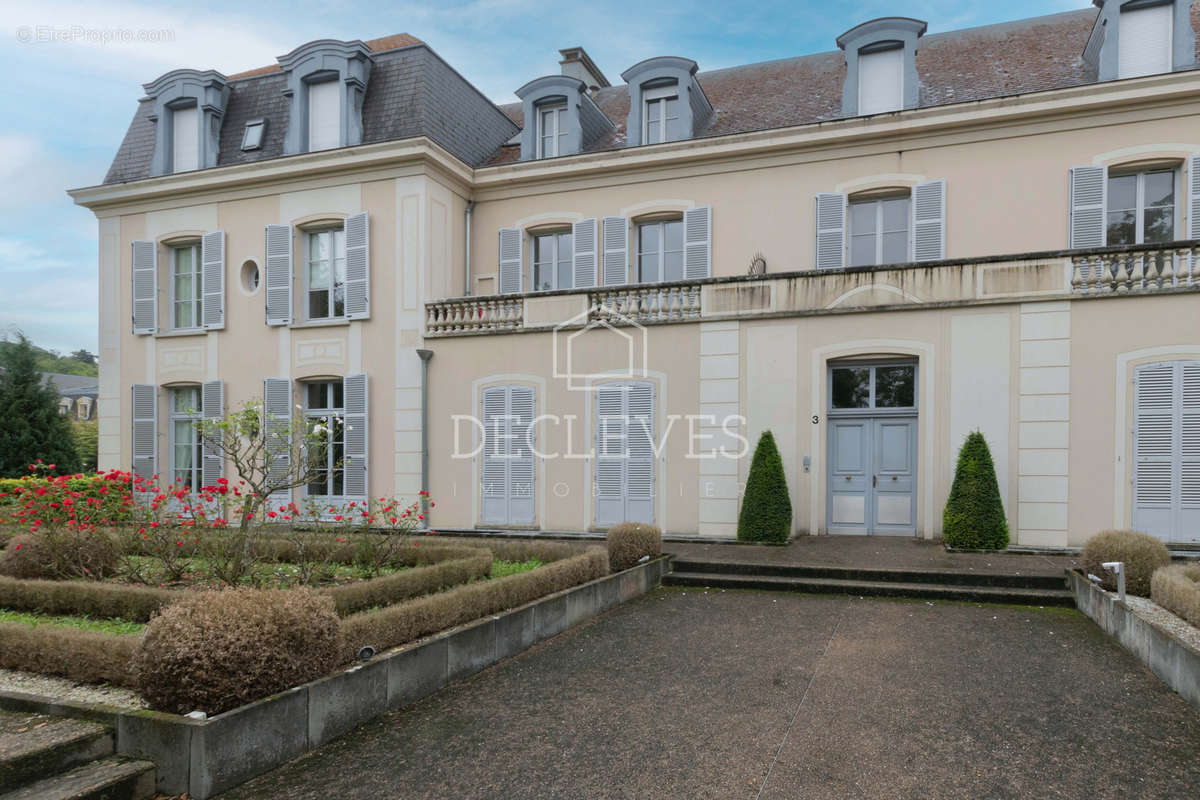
[43,373,99,421]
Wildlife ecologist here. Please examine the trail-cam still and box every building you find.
[72,3,1200,546]
[43,373,99,421]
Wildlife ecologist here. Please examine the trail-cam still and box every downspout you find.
[464,200,475,296]
[416,349,433,529]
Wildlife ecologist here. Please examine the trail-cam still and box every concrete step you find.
[663,570,1077,606]
[0,713,113,794]
[0,757,155,800]
[670,558,1068,590]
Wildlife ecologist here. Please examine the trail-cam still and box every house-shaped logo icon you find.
[551,304,650,392]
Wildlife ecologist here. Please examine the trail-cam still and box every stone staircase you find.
[663,558,1075,606]
[0,710,154,800]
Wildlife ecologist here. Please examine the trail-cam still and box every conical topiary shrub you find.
[737,430,792,543]
[942,430,1008,550]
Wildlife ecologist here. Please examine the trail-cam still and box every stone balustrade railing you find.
[425,296,523,334]
[1071,244,1199,294]
[589,283,702,324]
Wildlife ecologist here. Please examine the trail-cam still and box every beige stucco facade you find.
[73,68,1200,547]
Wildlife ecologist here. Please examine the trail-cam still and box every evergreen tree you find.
[0,335,81,477]
[942,430,1009,550]
[737,430,792,542]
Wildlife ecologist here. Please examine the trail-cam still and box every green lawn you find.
[0,608,144,635]
[489,558,544,579]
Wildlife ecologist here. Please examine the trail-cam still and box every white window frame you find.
[642,84,679,145]
[169,386,203,493]
[304,380,345,501]
[532,229,574,291]
[169,242,202,330]
[304,225,347,321]
[536,102,568,159]
[635,218,684,283]
[1106,166,1177,245]
[847,193,911,268]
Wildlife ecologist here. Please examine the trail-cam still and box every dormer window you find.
[307,77,341,151]
[171,105,199,172]
[1118,2,1173,78]
[643,82,680,145]
[537,101,568,158]
[241,119,265,151]
[857,45,903,115]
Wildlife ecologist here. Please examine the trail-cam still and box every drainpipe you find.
[464,201,475,296]
[416,349,433,529]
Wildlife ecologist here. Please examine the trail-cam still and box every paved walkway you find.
[670,535,1079,576]
[221,589,1199,799]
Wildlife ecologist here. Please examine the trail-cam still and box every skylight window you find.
[241,119,265,151]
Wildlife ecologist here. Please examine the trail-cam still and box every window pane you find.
[307,382,325,410]
[638,253,659,282]
[664,220,683,252]
[332,381,344,410]
[646,118,660,144]
[664,248,683,282]
[333,285,345,317]
[875,366,915,407]
[173,387,198,413]
[849,234,876,268]
[882,231,908,264]
[310,232,328,260]
[534,262,553,292]
[832,367,870,408]
[1107,175,1136,211]
[1144,171,1174,207]
[308,258,329,289]
[1106,211,1135,246]
[1144,206,1174,244]
[639,223,660,254]
[557,232,573,289]
[849,201,876,234]
[309,290,329,319]
[174,246,193,274]
[174,297,194,329]
[881,198,909,232]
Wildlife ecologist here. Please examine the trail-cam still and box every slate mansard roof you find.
[103,5,1200,184]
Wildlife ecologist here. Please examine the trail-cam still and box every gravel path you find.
[1123,594,1200,652]
[0,668,146,710]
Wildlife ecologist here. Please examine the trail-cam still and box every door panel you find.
[828,420,870,534]
[827,415,917,536]
[872,418,916,535]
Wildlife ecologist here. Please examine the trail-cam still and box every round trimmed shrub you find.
[737,431,792,543]
[607,522,662,572]
[1080,529,1170,597]
[0,532,119,580]
[942,431,1008,550]
[133,588,343,715]
[0,535,51,579]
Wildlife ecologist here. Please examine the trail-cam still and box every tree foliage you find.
[0,336,80,477]
[942,430,1008,550]
[737,430,792,543]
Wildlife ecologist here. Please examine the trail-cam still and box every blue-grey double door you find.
[828,416,917,535]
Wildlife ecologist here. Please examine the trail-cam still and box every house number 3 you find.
[812,415,819,424]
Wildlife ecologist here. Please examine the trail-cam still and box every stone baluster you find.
[1129,253,1146,292]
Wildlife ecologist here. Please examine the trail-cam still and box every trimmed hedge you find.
[0,532,120,581]
[327,553,493,616]
[133,588,343,715]
[738,431,792,543]
[0,623,138,686]
[1151,563,1200,628]
[1080,529,1170,597]
[607,523,662,572]
[0,575,178,622]
[340,548,608,660]
[943,431,1009,550]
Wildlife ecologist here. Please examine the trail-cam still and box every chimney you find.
[558,47,610,92]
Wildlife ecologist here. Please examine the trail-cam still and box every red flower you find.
[12,543,21,551]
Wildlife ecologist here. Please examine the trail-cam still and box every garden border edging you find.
[0,555,671,798]
[1068,569,1200,710]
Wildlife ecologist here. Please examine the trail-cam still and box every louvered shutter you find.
[200,231,226,330]
[1133,363,1175,540]
[1180,363,1200,542]
[1188,154,1200,239]
[601,217,628,286]
[498,228,522,294]
[132,240,157,334]
[344,212,370,319]
[480,387,508,524]
[508,387,535,525]
[912,180,946,262]
[683,206,712,280]
[1069,166,1106,249]
[264,224,293,326]
[625,382,655,524]
[815,193,846,270]
[573,218,598,288]
[131,384,157,497]
[201,379,224,488]
[263,378,292,512]
[594,384,626,526]
[343,373,369,505]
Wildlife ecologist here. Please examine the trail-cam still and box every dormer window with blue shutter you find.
[277,40,373,155]
[142,69,229,176]
[621,57,711,147]
[1086,1,1196,81]
[515,75,612,161]
[836,18,926,117]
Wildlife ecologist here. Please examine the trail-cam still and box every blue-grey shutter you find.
[498,227,522,294]
[264,224,292,326]
[1069,166,1107,249]
[1182,363,1200,541]
[594,384,625,527]
[344,212,369,319]
[573,218,597,288]
[912,180,946,262]
[625,382,655,525]
[343,373,368,505]
[683,206,712,279]
[480,386,507,524]
[508,386,535,525]
[601,217,628,286]
[200,231,226,330]
[131,240,157,334]
[1133,363,1175,540]
[201,379,224,487]
[131,384,157,496]
[1189,155,1200,239]
[263,378,292,512]
[815,193,846,270]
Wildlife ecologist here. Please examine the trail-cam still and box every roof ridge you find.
[225,32,423,81]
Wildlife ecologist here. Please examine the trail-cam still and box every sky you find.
[0,0,1081,355]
